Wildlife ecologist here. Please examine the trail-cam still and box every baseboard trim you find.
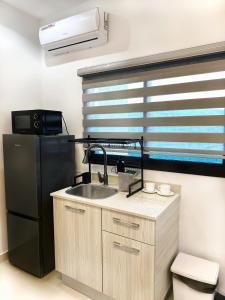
[61,276,225,300]
[0,252,8,263]
[61,273,113,300]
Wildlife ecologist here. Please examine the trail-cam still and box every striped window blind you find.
[82,56,225,165]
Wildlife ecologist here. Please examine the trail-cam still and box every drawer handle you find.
[113,241,140,255]
[65,205,85,214]
[112,217,140,229]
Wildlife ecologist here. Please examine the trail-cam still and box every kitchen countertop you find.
[51,184,180,221]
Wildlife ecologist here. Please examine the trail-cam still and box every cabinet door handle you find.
[65,205,85,214]
[113,241,140,255]
[112,217,140,229]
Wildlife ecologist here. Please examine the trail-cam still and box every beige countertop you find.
[51,184,180,221]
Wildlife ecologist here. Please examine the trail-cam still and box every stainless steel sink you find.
[65,184,118,200]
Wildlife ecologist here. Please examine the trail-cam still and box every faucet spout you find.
[83,144,108,185]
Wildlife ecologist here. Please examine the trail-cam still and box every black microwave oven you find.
[11,110,63,135]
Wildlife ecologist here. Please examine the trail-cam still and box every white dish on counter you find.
[156,190,175,197]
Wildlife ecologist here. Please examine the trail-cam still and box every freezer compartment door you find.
[7,212,43,277]
[3,135,41,218]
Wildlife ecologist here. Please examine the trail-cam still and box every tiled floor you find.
[0,261,90,300]
[0,260,173,300]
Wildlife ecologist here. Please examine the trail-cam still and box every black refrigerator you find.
[3,134,75,277]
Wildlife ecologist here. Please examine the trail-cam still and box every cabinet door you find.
[54,199,102,292]
[103,231,154,300]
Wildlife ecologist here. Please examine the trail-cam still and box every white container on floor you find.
[171,252,219,300]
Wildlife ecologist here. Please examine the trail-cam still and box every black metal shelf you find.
[70,136,144,197]
[69,137,142,145]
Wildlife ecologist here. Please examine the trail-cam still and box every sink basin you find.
[65,184,118,200]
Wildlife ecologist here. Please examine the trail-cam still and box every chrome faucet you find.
[83,144,108,185]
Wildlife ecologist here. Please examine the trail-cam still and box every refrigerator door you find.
[39,135,75,274]
[40,135,75,207]
[7,212,43,277]
[3,135,41,218]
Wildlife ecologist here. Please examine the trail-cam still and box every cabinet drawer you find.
[103,231,154,300]
[102,209,155,245]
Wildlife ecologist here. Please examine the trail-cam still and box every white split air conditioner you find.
[39,8,108,56]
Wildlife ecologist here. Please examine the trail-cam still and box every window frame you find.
[89,152,225,178]
[84,53,225,178]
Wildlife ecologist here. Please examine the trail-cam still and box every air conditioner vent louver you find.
[48,37,98,52]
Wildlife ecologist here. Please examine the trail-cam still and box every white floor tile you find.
[0,261,91,300]
[0,260,174,300]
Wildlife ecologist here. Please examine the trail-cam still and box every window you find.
[81,54,225,177]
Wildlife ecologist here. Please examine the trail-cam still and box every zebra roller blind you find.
[82,55,225,164]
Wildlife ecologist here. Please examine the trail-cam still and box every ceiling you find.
[3,0,87,19]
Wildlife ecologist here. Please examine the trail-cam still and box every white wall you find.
[0,0,224,293]
[0,2,42,254]
[41,0,225,294]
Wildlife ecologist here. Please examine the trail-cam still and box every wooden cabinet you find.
[103,231,154,300]
[53,199,102,292]
[53,195,179,300]
[102,202,179,300]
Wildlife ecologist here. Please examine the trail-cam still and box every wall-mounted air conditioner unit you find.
[39,8,108,56]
